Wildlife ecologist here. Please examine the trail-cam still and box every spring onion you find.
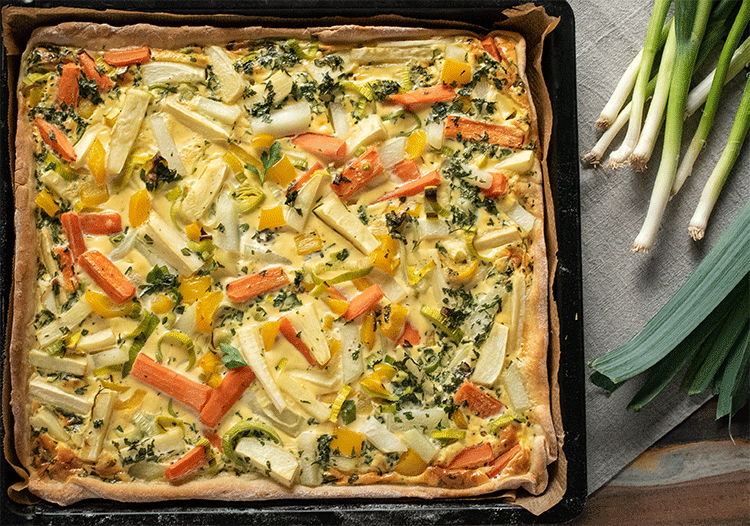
[689,73,750,240]
[673,2,750,195]
[632,0,714,252]
[607,0,671,167]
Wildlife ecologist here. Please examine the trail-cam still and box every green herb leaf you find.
[220,342,248,369]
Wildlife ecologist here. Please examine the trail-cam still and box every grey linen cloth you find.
[570,0,749,493]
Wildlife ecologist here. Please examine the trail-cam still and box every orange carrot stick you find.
[77,249,136,303]
[343,284,384,322]
[487,444,522,478]
[447,442,494,469]
[165,442,209,481]
[291,133,346,159]
[392,159,421,182]
[395,321,420,348]
[443,116,525,149]
[372,170,441,204]
[331,147,385,200]
[287,161,323,194]
[56,63,80,110]
[480,37,501,61]
[278,316,317,366]
[130,353,212,413]
[326,285,348,302]
[388,84,456,106]
[481,171,508,199]
[78,52,114,92]
[204,430,222,450]
[103,46,151,67]
[60,212,87,261]
[53,247,79,293]
[226,266,289,303]
[79,210,122,235]
[34,117,77,162]
[453,380,505,418]
[199,366,256,428]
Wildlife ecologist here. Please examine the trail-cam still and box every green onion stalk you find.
[689,72,750,240]
[607,0,672,168]
[630,20,677,170]
[633,0,714,252]
[673,0,750,195]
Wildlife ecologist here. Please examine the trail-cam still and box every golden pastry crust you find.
[11,21,555,505]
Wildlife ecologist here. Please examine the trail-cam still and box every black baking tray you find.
[0,1,585,524]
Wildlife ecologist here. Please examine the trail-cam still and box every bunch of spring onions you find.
[582,0,750,250]
[590,201,749,421]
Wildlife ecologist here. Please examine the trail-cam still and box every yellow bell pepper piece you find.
[228,143,262,173]
[186,222,202,242]
[128,188,150,227]
[380,303,409,340]
[197,352,220,374]
[223,151,245,177]
[406,130,427,160]
[370,235,400,275]
[80,179,109,208]
[151,293,175,315]
[394,448,428,476]
[351,278,371,291]
[35,189,60,217]
[453,258,479,284]
[196,290,223,334]
[328,337,341,357]
[360,311,377,350]
[373,362,397,381]
[88,138,107,185]
[179,275,212,304]
[85,290,136,318]
[258,205,286,230]
[441,58,472,86]
[322,296,349,317]
[251,134,276,148]
[360,374,398,401]
[262,320,281,351]
[206,372,222,388]
[294,232,323,256]
[330,426,363,457]
[267,155,298,186]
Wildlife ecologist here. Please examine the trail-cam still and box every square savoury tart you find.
[10,22,556,505]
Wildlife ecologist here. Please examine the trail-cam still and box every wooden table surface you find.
[576,398,749,525]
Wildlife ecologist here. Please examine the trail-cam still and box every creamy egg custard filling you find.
[12,24,555,504]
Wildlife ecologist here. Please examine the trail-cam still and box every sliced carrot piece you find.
[291,133,346,160]
[279,316,317,366]
[326,285,348,302]
[226,266,290,303]
[388,84,456,106]
[287,161,323,194]
[78,52,114,92]
[487,444,522,478]
[165,442,209,481]
[331,147,384,200]
[204,430,223,450]
[103,46,151,67]
[392,159,421,182]
[481,37,501,61]
[34,117,76,162]
[56,63,80,110]
[53,247,79,293]
[395,321,420,348]
[60,212,87,261]
[77,249,136,304]
[373,170,441,204]
[453,380,505,418]
[444,116,525,149]
[79,210,122,235]
[481,171,508,198]
[447,442,494,469]
[343,284,384,322]
[131,354,212,412]
[199,366,256,428]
